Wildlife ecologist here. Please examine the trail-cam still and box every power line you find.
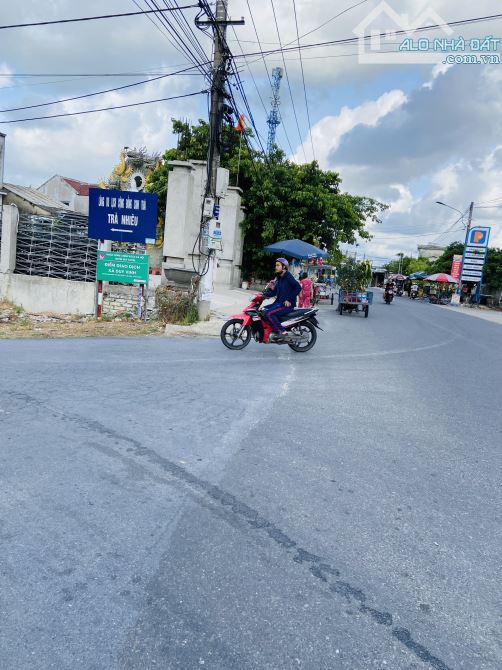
[0,90,207,123]
[292,0,315,161]
[235,12,502,59]
[132,0,211,81]
[269,0,307,160]
[230,27,268,118]
[0,65,203,113]
[158,0,211,74]
[245,0,295,156]
[371,227,465,241]
[243,1,372,68]
[163,0,211,67]
[0,69,203,77]
[227,1,371,47]
[292,0,371,44]
[0,6,199,30]
[130,0,182,45]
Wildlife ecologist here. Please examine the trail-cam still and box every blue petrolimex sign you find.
[88,188,158,243]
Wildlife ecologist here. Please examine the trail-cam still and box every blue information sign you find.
[88,188,158,243]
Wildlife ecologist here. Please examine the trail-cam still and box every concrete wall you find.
[215,186,244,287]
[0,273,95,314]
[103,284,155,316]
[162,160,244,288]
[0,204,18,273]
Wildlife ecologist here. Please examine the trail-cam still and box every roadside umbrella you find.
[263,239,329,260]
[425,273,458,283]
[390,273,407,281]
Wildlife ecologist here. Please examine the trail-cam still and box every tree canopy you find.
[429,242,464,274]
[384,255,432,276]
[415,241,502,291]
[146,119,388,278]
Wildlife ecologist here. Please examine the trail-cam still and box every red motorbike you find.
[220,293,321,353]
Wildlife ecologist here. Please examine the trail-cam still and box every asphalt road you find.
[1,294,501,670]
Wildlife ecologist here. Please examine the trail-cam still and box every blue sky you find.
[1,0,502,260]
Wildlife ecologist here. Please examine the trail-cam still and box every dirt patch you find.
[0,300,164,339]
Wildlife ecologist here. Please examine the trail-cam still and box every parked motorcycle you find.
[220,293,321,353]
[396,288,404,297]
[410,288,418,299]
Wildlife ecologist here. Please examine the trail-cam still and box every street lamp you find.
[435,200,476,302]
[435,201,466,226]
[397,252,404,275]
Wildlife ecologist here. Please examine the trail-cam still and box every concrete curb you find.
[164,316,225,338]
[163,288,252,338]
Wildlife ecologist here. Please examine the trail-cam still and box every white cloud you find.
[6,75,203,185]
[431,162,463,200]
[293,89,407,165]
[388,184,414,214]
[0,63,13,89]
[422,62,454,89]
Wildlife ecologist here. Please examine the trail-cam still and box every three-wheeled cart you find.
[337,289,373,317]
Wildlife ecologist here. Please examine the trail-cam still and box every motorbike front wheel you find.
[220,319,252,350]
[287,321,317,353]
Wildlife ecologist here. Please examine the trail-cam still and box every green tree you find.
[482,248,502,291]
[430,243,502,291]
[240,153,386,278]
[146,119,388,277]
[384,255,432,275]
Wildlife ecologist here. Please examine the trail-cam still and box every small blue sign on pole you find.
[88,188,158,243]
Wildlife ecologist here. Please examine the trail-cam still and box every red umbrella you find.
[425,273,458,283]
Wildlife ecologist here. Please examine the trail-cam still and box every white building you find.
[418,244,445,262]
[37,175,99,215]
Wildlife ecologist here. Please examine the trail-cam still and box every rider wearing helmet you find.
[262,258,301,341]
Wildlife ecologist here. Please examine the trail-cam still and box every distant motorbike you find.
[410,288,418,299]
[396,288,404,297]
[384,288,394,304]
[220,293,321,353]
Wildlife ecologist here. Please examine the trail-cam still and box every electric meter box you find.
[203,197,215,217]
[208,219,223,250]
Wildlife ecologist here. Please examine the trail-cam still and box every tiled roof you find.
[3,183,73,211]
[62,177,99,196]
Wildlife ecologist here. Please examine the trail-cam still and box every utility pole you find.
[459,201,475,302]
[197,1,244,319]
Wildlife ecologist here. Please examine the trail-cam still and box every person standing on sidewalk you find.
[298,272,314,308]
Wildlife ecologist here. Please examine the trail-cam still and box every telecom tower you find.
[266,67,283,154]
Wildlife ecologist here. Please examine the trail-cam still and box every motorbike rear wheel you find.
[287,322,317,353]
[220,319,252,350]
